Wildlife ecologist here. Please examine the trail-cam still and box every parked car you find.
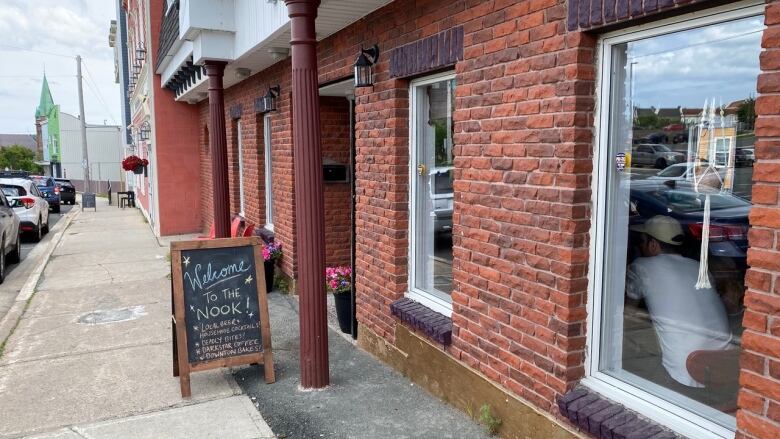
[0,178,50,242]
[0,189,22,283]
[54,178,76,205]
[30,175,61,213]
[0,170,30,179]
[632,143,686,169]
[629,180,750,261]
[647,163,726,183]
[735,147,755,167]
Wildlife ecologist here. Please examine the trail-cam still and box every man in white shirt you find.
[626,215,732,388]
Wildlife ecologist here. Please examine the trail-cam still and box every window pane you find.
[599,15,762,429]
[413,78,455,298]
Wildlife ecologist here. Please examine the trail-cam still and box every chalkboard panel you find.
[170,237,275,398]
[82,192,96,210]
[181,245,262,363]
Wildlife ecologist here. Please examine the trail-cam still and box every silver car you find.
[632,143,686,169]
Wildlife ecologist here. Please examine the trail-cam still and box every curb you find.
[0,207,81,351]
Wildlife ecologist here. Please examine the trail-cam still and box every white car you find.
[0,178,50,242]
[648,163,726,183]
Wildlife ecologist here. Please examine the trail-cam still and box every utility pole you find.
[76,55,91,193]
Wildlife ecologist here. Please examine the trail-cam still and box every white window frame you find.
[237,120,246,215]
[263,114,274,232]
[407,71,456,317]
[585,3,763,439]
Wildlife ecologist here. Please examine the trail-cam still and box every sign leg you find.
[263,351,275,384]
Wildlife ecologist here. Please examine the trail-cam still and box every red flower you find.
[122,155,149,171]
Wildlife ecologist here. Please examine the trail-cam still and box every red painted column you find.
[285,0,329,388]
[204,61,231,239]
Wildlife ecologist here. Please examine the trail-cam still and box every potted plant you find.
[122,155,149,175]
[326,266,352,333]
[262,241,282,293]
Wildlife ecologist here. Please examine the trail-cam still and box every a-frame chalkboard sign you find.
[170,237,275,397]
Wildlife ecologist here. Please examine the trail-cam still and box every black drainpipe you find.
[349,96,358,340]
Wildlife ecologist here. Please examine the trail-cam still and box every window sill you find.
[558,387,678,439]
[390,297,452,345]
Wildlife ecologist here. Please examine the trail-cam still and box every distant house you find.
[0,134,37,152]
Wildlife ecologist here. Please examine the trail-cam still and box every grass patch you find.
[479,404,502,436]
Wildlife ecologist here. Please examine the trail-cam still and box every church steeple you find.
[35,73,55,119]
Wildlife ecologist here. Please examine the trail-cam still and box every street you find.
[5,204,73,279]
[0,198,275,439]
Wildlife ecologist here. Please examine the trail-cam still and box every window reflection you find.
[599,15,763,428]
[414,78,455,299]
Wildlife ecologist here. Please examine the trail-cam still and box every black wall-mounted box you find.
[323,163,349,183]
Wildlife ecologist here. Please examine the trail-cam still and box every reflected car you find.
[430,166,453,234]
[648,163,726,183]
[30,175,61,213]
[632,144,686,169]
[629,180,750,260]
[735,147,754,167]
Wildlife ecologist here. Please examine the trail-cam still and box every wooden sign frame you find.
[170,236,275,397]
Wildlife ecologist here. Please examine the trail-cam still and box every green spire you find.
[35,73,55,119]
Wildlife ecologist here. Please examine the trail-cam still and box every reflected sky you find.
[628,15,764,109]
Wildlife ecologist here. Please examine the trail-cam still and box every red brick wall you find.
[189,1,780,437]
[738,2,780,438]
[452,3,595,412]
[148,0,202,236]
[198,60,299,281]
[315,0,594,411]
[320,96,352,268]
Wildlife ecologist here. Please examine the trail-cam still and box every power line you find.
[81,60,119,126]
[0,44,76,59]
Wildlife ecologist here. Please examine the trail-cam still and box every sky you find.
[628,14,764,110]
[0,0,121,135]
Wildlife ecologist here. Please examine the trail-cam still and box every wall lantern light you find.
[139,121,151,141]
[354,45,379,88]
[136,44,146,62]
[260,85,281,113]
[133,63,142,74]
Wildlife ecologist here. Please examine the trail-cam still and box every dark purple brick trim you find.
[229,104,243,120]
[389,26,464,79]
[557,388,682,439]
[390,298,452,345]
[567,0,715,31]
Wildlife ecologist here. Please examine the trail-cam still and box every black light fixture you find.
[139,121,151,141]
[136,44,146,62]
[354,44,379,88]
[260,85,280,113]
[133,63,142,74]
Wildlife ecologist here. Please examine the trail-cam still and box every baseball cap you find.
[630,215,684,245]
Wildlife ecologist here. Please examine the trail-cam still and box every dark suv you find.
[30,176,61,213]
[54,178,76,205]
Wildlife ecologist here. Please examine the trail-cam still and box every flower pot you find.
[264,260,275,293]
[333,292,352,334]
[133,165,144,175]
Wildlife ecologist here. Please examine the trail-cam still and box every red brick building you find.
[151,0,780,437]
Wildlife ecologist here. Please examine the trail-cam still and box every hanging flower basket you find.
[122,155,149,174]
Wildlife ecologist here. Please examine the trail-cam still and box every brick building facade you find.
[155,0,780,437]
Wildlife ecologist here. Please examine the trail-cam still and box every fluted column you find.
[205,61,231,238]
[285,0,329,389]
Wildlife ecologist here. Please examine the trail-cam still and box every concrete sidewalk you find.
[235,293,489,439]
[0,198,274,439]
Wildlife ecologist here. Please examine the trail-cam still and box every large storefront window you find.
[409,73,455,315]
[591,7,763,436]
